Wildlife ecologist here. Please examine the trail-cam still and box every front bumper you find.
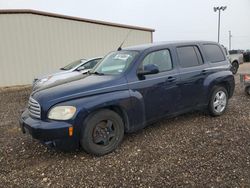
[20,109,79,150]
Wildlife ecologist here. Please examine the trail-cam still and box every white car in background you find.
[228,50,244,74]
[222,46,244,74]
[32,57,102,91]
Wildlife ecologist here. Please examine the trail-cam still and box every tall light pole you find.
[229,30,232,50]
[214,6,227,43]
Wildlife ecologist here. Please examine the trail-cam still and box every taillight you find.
[244,75,250,81]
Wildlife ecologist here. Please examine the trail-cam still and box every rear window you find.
[177,46,203,68]
[203,44,225,63]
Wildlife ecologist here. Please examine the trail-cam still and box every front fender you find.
[55,90,144,134]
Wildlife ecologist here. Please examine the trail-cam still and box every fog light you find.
[69,127,73,137]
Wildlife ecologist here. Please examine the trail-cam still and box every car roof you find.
[123,41,219,52]
[79,57,102,63]
[87,57,102,61]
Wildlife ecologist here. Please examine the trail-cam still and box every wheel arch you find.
[232,60,239,66]
[205,73,235,104]
[217,81,232,98]
[106,105,130,133]
[208,81,232,102]
[86,105,130,133]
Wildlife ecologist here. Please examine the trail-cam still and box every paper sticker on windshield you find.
[114,54,130,60]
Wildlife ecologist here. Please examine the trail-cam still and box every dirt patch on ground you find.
[0,75,250,187]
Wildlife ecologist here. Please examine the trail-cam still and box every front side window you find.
[203,44,225,63]
[177,46,203,68]
[140,49,172,72]
[93,51,138,75]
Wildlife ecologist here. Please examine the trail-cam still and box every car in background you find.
[243,50,250,62]
[32,57,102,90]
[228,50,244,74]
[241,74,250,95]
[222,47,243,74]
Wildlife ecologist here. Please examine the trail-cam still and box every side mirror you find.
[138,64,159,76]
[77,66,85,71]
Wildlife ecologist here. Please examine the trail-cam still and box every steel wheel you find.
[92,120,116,146]
[81,109,124,156]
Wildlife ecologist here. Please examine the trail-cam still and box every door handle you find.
[167,76,176,82]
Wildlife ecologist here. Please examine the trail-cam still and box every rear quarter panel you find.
[204,70,235,104]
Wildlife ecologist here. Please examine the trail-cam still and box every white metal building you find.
[0,9,154,86]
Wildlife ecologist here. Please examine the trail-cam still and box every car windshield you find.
[92,51,138,75]
[61,59,86,70]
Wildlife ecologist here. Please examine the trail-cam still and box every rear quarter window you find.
[203,44,225,63]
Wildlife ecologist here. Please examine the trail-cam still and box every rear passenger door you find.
[176,45,210,110]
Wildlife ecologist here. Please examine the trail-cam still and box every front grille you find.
[28,97,41,119]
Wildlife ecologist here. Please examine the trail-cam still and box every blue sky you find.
[1,0,250,49]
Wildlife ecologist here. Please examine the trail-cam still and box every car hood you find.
[35,69,70,80]
[32,74,128,106]
[33,71,84,91]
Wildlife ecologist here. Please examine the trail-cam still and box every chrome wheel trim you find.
[213,91,227,113]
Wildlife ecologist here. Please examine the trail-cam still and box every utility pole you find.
[229,30,232,50]
[214,6,227,43]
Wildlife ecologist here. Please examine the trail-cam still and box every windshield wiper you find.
[89,71,104,75]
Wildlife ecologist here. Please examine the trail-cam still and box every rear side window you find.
[141,49,172,72]
[177,46,203,68]
[203,44,225,63]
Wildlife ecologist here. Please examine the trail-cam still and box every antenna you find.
[117,30,132,51]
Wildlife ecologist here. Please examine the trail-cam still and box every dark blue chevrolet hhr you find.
[20,41,235,155]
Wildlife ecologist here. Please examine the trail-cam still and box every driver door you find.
[132,49,181,123]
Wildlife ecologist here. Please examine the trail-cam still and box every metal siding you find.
[0,14,152,86]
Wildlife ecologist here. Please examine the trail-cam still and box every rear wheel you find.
[208,86,228,116]
[80,109,124,156]
[245,86,250,96]
[231,61,239,74]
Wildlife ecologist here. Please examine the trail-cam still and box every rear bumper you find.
[20,109,79,150]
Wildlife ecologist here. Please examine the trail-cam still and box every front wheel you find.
[80,109,124,156]
[208,86,228,116]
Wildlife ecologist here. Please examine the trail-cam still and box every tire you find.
[231,61,239,74]
[80,109,124,156]
[245,86,250,96]
[208,86,228,116]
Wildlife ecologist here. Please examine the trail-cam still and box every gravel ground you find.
[0,74,250,187]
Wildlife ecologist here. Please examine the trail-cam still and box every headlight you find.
[39,76,53,84]
[48,106,76,120]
